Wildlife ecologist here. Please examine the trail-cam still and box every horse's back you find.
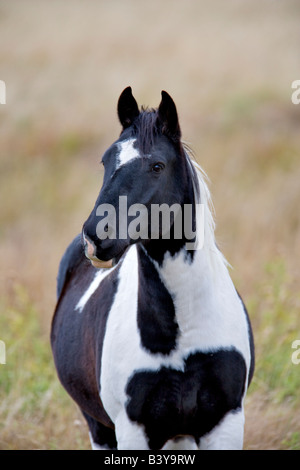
[56,234,85,300]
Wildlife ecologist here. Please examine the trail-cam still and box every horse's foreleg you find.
[163,436,198,450]
[82,410,117,450]
[199,409,245,450]
[115,411,149,450]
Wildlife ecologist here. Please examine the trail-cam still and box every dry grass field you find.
[0,0,300,450]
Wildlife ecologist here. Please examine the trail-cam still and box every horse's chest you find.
[99,246,248,448]
[125,349,247,449]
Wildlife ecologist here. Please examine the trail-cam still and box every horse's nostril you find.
[82,232,96,258]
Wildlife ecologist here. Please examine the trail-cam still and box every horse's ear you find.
[157,91,181,141]
[117,87,140,129]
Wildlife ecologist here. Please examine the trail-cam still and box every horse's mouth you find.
[89,257,114,269]
[82,231,128,269]
[85,247,126,269]
[88,248,126,269]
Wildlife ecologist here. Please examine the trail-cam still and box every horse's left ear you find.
[117,86,140,130]
[157,91,181,141]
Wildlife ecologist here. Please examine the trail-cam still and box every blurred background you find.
[0,0,300,449]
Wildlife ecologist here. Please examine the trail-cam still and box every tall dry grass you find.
[0,0,300,449]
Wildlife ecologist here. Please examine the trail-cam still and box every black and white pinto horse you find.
[51,87,254,450]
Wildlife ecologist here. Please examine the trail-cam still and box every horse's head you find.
[82,87,195,268]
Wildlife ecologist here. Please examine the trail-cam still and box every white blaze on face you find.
[117,139,140,169]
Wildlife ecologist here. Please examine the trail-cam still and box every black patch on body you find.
[126,349,247,449]
[137,246,178,354]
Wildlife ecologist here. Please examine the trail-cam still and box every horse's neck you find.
[143,242,223,298]
[155,247,216,297]
[143,244,233,328]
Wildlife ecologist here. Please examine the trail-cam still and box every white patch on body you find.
[116,139,140,169]
[75,267,116,313]
[156,248,251,368]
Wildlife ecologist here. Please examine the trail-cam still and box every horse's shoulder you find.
[56,234,86,299]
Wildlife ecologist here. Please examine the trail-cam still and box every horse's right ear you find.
[117,87,140,130]
[157,91,181,141]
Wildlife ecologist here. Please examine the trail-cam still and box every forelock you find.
[132,108,159,155]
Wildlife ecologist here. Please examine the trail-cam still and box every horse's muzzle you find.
[82,231,113,269]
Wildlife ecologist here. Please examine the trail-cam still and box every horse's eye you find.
[152,162,165,173]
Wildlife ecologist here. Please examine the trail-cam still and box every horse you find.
[51,87,254,450]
